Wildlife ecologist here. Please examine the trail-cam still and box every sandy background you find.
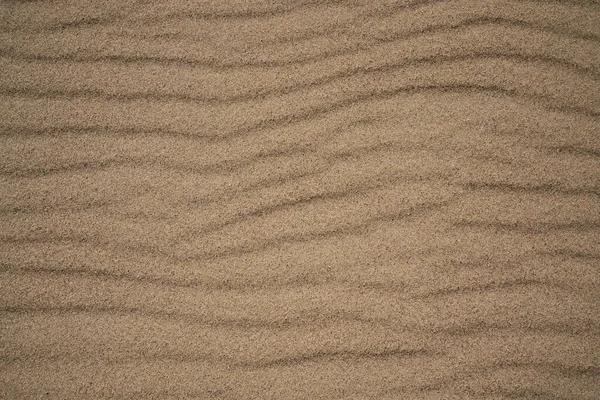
[1,0,599,398]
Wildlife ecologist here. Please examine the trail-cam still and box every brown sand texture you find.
[1,0,600,399]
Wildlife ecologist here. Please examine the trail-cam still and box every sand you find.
[1,0,599,398]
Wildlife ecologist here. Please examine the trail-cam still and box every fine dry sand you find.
[1,0,599,399]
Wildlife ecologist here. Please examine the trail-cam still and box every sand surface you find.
[1,0,600,398]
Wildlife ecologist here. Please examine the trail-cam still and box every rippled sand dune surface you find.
[1,0,599,399]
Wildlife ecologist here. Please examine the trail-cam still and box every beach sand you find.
[1,0,599,398]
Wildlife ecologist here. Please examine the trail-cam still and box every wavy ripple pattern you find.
[1,0,599,399]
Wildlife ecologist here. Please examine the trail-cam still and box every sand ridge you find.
[1,0,599,398]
